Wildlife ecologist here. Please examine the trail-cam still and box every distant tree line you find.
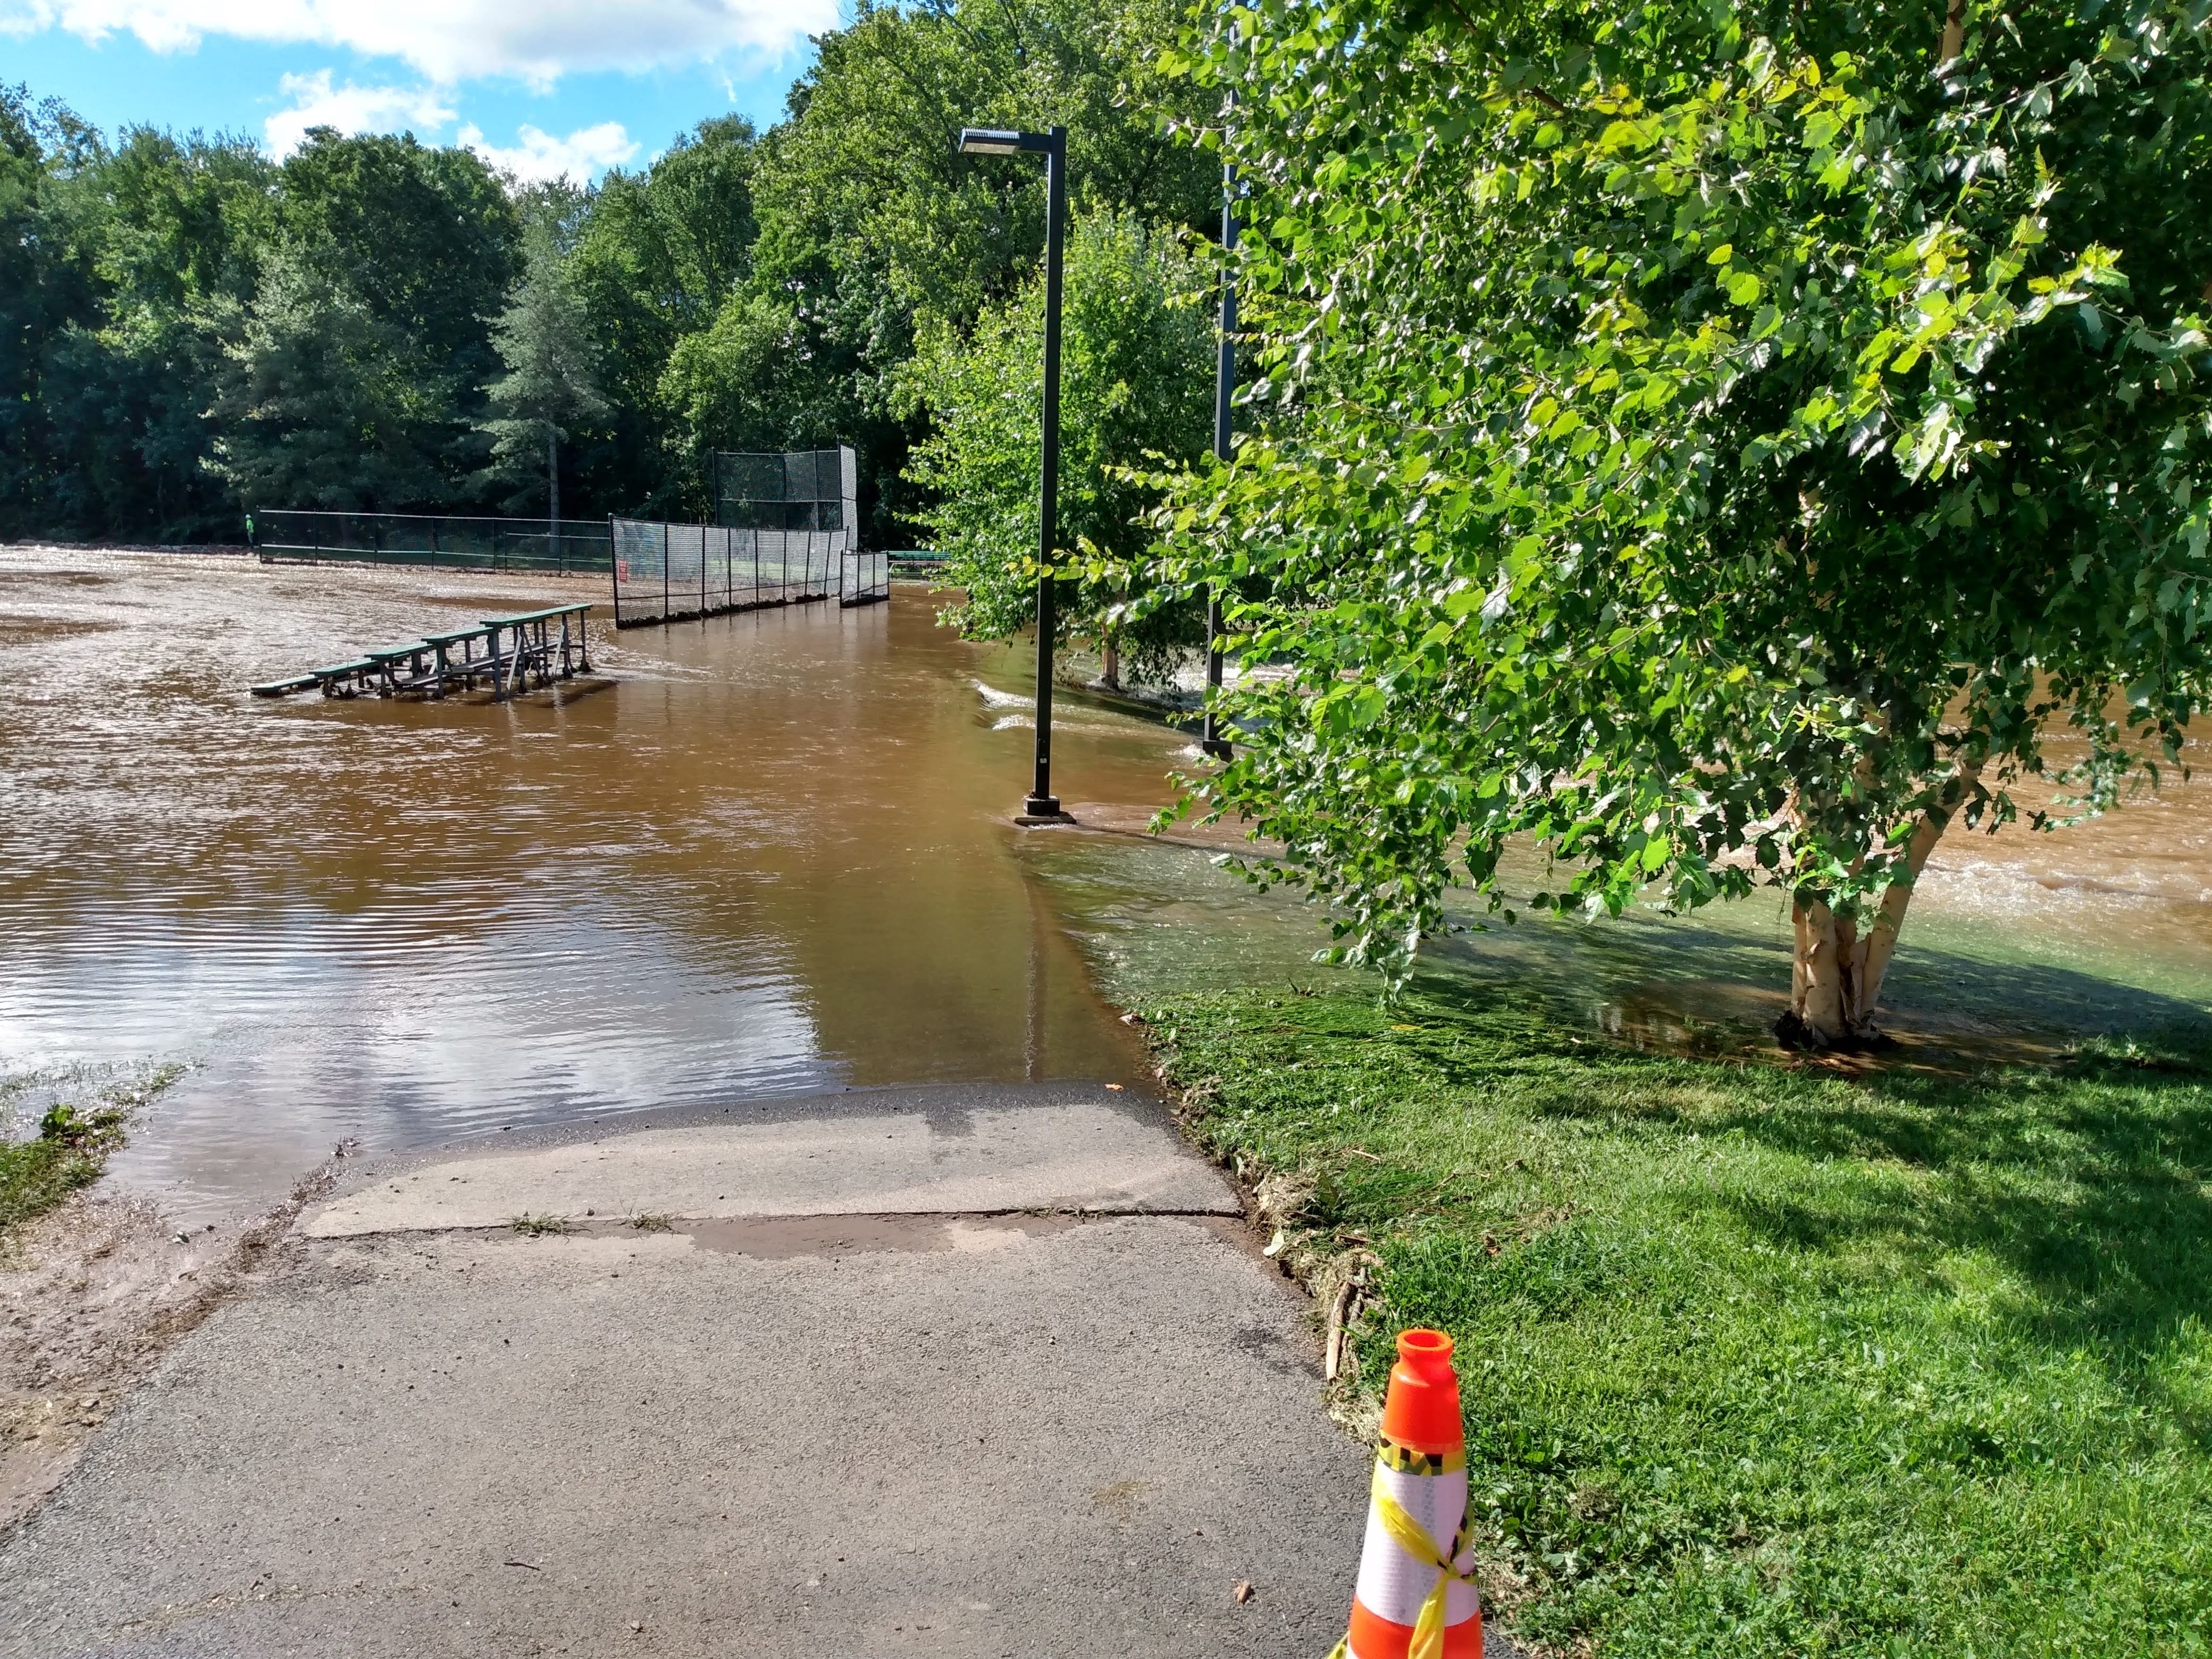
[0,0,1221,558]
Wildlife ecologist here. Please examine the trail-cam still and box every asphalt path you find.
[0,1084,1435,1657]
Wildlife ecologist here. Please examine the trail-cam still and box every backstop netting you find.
[611,445,884,626]
[715,447,853,534]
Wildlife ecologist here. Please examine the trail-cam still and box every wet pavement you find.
[0,1083,1403,1659]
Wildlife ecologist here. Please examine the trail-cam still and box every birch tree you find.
[1145,0,2212,1048]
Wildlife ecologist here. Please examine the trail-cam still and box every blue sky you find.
[2,2,837,181]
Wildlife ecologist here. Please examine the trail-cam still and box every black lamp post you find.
[959,124,1071,822]
[1201,157,1239,761]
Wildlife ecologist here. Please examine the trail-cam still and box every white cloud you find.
[263,69,454,154]
[0,1,835,86]
[459,120,639,186]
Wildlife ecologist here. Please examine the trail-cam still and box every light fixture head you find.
[958,128,1026,156]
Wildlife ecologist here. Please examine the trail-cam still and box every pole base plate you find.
[1017,795,1072,826]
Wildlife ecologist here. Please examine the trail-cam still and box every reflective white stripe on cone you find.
[1354,1461,1480,1631]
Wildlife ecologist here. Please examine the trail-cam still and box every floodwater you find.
[1046,725,2212,1063]
[0,550,1191,1221]
[4,548,2210,1222]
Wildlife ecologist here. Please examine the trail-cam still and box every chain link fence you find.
[252,511,611,574]
[610,521,839,624]
[841,547,889,606]
[613,445,885,626]
[715,447,851,532]
[252,450,883,620]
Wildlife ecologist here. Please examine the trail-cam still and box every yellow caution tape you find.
[1375,1433,1468,1476]
[1325,1461,1479,1659]
[1370,1463,1478,1659]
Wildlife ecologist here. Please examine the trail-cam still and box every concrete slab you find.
[304,1100,1238,1238]
[0,1217,1369,1658]
[2,1088,1527,1656]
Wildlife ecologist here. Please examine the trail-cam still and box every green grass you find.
[1143,980,2212,1657]
[0,1063,181,1242]
[0,1127,112,1237]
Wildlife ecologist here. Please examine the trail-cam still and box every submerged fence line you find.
[609,520,888,626]
[613,444,884,626]
[252,510,611,575]
[253,447,888,624]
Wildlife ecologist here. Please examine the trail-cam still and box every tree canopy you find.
[906,209,1216,675]
[0,0,1215,543]
[206,250,446,513]
[1135,0,2212,1044]
[478,211,609,520]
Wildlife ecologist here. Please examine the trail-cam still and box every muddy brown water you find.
[0,550,1194,1222]
[4,548,2210,1222]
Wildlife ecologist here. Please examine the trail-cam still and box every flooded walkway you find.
[4,548,2208,1221]
[0,549,1188,1221]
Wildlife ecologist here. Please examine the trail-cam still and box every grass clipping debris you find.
[1142,982,2211,1658]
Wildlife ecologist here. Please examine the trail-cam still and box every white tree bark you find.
[1783,763,1981,1050]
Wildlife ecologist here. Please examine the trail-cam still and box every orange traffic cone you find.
[1329,1328,1481,1659]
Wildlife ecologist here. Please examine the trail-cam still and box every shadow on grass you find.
[1708,1056,2212,1387]
[1402,959,2212,1400]
[1422,906,2212,1066]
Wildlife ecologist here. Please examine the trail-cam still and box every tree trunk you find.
[1099,633,1121,690]
[547,422,560,530]
[1780,765,1981,1051]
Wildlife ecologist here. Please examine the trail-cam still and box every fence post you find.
[609,517,622,628]
[662,522,669,621]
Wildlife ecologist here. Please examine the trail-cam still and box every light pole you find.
[1201,158,1239,761]
[959,124,1071,822]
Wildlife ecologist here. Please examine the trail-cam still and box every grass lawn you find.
[1140,977,2212,1657]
